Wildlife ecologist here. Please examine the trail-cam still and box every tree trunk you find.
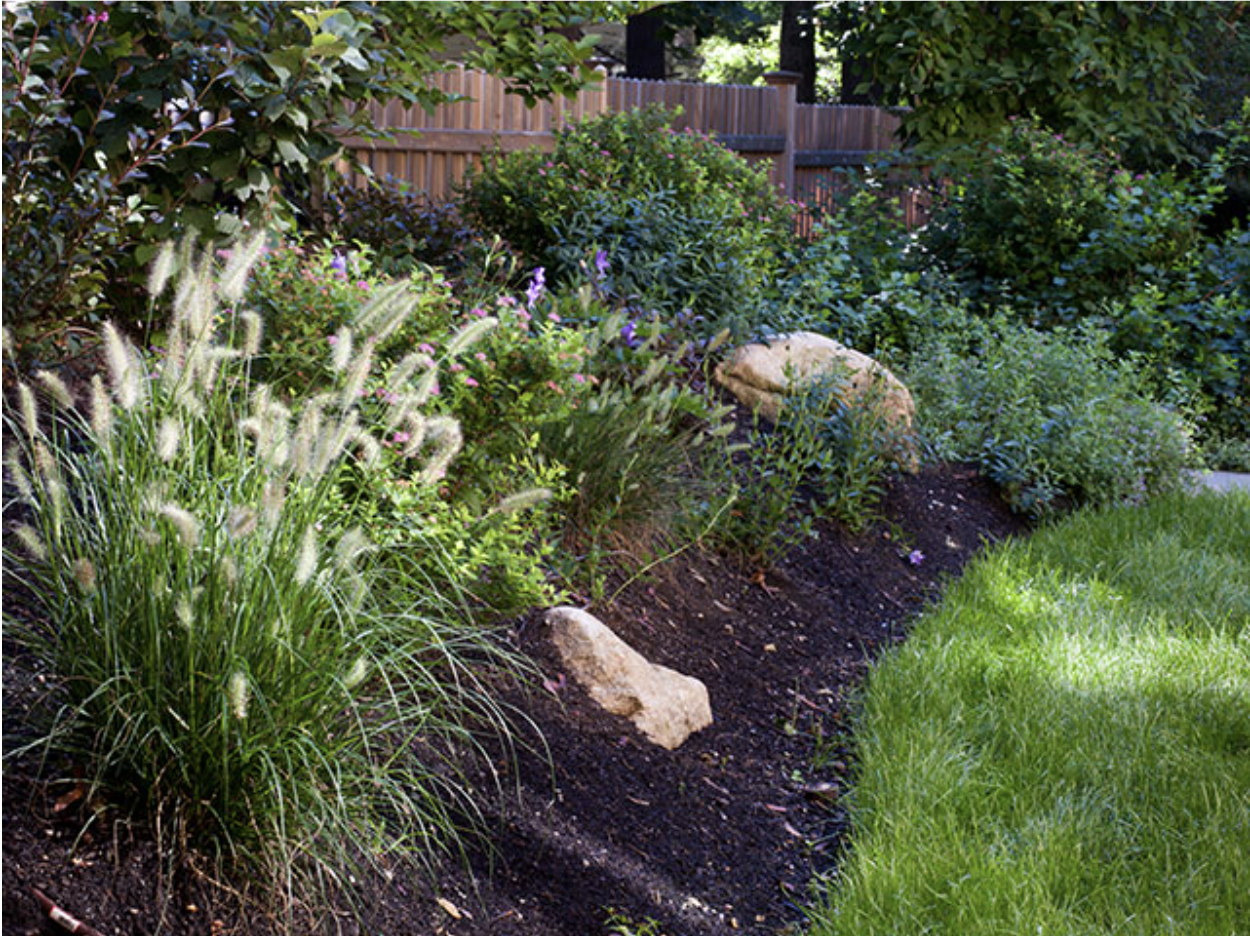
[626,7,667,80]
[780,1,817,103]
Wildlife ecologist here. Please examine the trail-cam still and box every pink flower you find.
[393,431,411,445]
[469,307,488,318]
[475,352,488,362]
[547,312,561,323]
[573,373,586,384]
[449,362,464,373]
[418,343,436,354]
[464,376,479,388]
[327,335,339,346]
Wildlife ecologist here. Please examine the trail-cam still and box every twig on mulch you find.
[31,887,106,936]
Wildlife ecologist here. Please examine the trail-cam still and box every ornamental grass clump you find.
[2,236,524,927]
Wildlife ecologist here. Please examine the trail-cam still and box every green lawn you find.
[810,491,1250,936]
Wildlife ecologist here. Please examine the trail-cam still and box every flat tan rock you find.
[546,607,712,750]
[713,331,918,471]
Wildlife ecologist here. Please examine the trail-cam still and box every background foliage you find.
[1,0,612,345]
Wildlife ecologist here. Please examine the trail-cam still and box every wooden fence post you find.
[763,70,800,195]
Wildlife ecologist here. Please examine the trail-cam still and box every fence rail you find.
[342,67,927,230]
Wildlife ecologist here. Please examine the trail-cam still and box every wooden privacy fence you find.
[340,67,927,233]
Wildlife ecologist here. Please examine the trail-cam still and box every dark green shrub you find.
[925,118,1121,295]
[323,178,476,276]
[460,105,795,334]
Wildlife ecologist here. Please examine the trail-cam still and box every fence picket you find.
[341,67,925,228]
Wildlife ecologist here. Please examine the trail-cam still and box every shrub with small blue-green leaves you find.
[908,320,1194,516]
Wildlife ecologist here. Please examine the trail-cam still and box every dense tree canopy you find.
[842,1,1223,167]
[2,1,617,334]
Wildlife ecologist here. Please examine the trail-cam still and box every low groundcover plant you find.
[2,236,530,928]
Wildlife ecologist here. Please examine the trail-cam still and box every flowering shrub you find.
[461,105,796,334]
[244,239,462,392]
[908,319,1194,516]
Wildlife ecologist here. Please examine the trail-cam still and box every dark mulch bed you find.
[3,464,1028,936]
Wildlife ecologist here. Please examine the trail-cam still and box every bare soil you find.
[3,463,1028,936]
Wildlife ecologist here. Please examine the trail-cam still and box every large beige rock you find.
[546,607,712,750]
[713,331,918,470]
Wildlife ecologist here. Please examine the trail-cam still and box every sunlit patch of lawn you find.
[809,492,1250,936]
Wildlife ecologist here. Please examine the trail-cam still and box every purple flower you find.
[620,319,639,348]
[594,249,610,280]
[907,550,925,566]
[525,267,546,309]
[330,253,348,279]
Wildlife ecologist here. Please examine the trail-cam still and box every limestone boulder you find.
[713,331,918,470]
[545,606,712,750]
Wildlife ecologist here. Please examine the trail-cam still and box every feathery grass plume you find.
[31,440,56,481]
[351,429,382,468]
[229,508,258,539]
[355,282,415,342]
[159,503,201,549]
[5,445,34,500]
[260,479,286,525]
[239,416,266,451]
[89,375,113,450]
[343,656,371,691]
[309,410,360,480]
[706,327,733,355]
[240,310,263,357]
[227,671,251,720]
[331,326,353,372]
[340,339,375,410]
[634,355,666,389]
[262,398,292,467]
[103,323,144,410]
[412,366,440,407]
[219,232,268,304]
[419,416,462,483]
[218,554,239,590]
[291,399,325,477]
[35,371,74,409]
[334,527,371,572]
[400,413,427,458]
[186,249,219,338]
[157,418,181,463]
[2,325,12,359]
[175,595,193,629]
[294,526,319,586]
[444,315,498,358]
[72,558,97,595]
[492,487,553,515]
[388,350,429,393]
[17,382,39,441]
[147,240,178,298]
[13,524,46,562]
